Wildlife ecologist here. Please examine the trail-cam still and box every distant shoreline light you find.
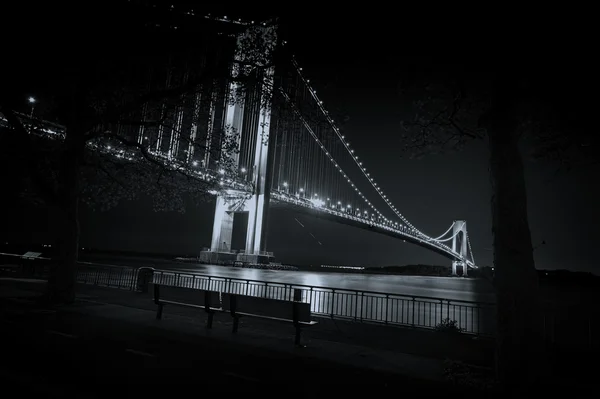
[321,265,364,270]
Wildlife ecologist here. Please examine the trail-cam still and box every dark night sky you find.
[6,5,599,273]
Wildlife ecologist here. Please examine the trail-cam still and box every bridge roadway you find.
[270,193,473,265]
[81,255,495,303]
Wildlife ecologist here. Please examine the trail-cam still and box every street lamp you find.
[28,96,36,117]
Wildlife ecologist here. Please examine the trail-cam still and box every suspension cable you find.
[279,89,382,217]
[290,59,423,234]
[428,221,456,241]
[433,228,462,243]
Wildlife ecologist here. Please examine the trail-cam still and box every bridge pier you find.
[451,261,468,277]
[199,190,275,264]
[209,196,234,253]
[200,55,277,265]
[451,220,468,276]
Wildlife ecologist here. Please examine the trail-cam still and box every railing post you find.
[245,280,249,296]
[476,303,481,335]
[330,289,335,318]
[384,294,389,324]
[411,297,416,327]
[354,291,359,321]
[439,299,444,325]
[264,282,269,298]
[117,267,122,288]
[360,292,364,321]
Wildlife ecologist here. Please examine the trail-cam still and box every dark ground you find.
[0,272,597,397]
[0,291,488,398]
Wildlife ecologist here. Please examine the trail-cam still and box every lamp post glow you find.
[28,96,36,117]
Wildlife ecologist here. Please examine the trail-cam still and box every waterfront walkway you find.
[0,278,495,396]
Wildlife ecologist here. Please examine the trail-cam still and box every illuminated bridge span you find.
[1,6,476,275]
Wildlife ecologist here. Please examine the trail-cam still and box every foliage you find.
[399,75,489,158]
[435,318,463,334]
[397,58,596,391]
[398,60,597,169]
[0,8,281,302]
[1,16,277,213]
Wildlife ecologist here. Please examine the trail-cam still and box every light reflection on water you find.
[167,263,495,303]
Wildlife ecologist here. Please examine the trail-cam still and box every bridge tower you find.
[199,24,277,265]
[451,220,468,276]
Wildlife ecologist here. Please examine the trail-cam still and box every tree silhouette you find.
[399,56,595,392]
[0,4,279,303]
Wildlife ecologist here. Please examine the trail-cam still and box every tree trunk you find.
[487,75,546,393]
[47,206,79,303]
[46,147,81,304]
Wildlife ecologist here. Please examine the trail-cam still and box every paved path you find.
[0,279,496,397]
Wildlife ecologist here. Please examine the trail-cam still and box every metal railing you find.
[3,259,599,348]
[0,255,142,291]
[76,263,142,291]
[149,269,496,336]
[0,257,495,335]
[0,252,53,278]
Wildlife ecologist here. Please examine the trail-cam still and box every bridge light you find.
[240,167,247,173]
[28,96,36,104]
[192,161,198,166]
[310,198,325,208]
[299,188,304,192]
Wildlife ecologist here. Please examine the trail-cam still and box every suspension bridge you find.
[1,6,476,276]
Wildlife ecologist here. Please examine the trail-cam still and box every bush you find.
[435,317,463,333]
